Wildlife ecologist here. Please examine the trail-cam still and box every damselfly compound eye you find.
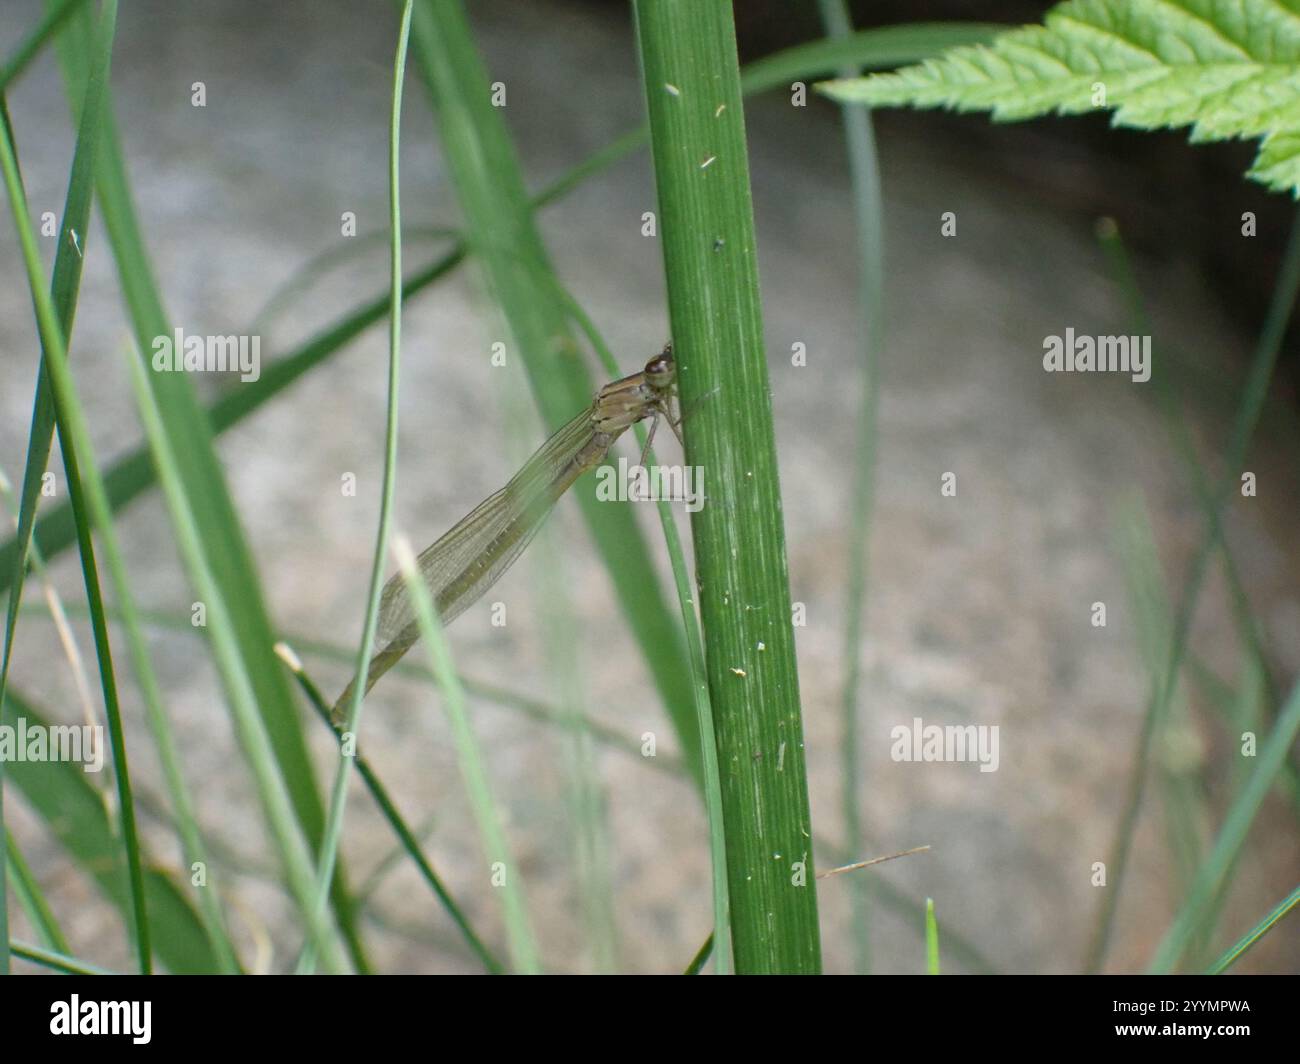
[645,348,674,380]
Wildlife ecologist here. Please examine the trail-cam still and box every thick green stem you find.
[634,0,821,973]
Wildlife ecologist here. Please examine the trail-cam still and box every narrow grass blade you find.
[393,534,540,973]
[561,288,731,970]
[0,0,88,91]
[6,830,69,955]
[299,0,414,976]
[1086,206,1300,971]
[1,0,112,971]
[684,933,714,975]
[1205,884,1300,974]
[818,0,885,976]
[1096,219,1283,724]
[249,224,458,336]
[277,643,504,973]
[122,337,348,973]
[51,2,369,970]
[406,0,702,783]
[0,41,158,971]
[740,22,1002,95]
[925,898,940,974]
[0,9,111,972]
[11,941,116,976]
[2,689,216,972]
[1149,681,1300,972]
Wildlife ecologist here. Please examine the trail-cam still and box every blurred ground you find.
[1,0,1297,973]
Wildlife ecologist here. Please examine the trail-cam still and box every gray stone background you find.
[1,0,1296,973]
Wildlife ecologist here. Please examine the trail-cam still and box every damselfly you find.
[331,344,681,721]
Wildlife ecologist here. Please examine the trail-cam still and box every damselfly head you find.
[644,343,675,389]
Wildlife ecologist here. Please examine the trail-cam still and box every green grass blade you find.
[6,830,69,954]
[1149,681,1300,972]
[0,10,111,978]
[2,0,132,977]
[2,689,216,972]
[684,933,714,975]
[925,898,940,974]
[0,17,105,720]
[299,0,414,976]
[51,2,368,970]
[248,224,458,336]
[393,534,540,973]
[5,0,238,973]
[818,0,885,976]
[12,940,116,976]
[0,0,87,91]
[561,289,731,970]
[278,645,505,973]
[739,21,1003,95]
[0,21,157,969]
[121,325,349,973]
[634,0,821,973]
[1205,883,1300,974]
[1096,219,1283,722]
[0,21,984,602]
[1086,205,1300,971]
[407,0,703,781]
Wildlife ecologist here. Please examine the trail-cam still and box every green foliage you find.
[407,0,704,785]
[5,0,1292,976]
[51,0,370,970]
[0,3,993,974]
[3,692,217,973]
[820,0,1300,196]
[635,1,822,974]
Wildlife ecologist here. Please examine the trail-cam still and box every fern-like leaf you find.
[818,0,1300,196]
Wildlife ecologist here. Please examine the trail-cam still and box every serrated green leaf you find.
[819,0,1300,196]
